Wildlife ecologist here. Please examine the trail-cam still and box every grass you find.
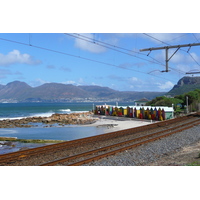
[186,152,200,166]
[186,161,200,166]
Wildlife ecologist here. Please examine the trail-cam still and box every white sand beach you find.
[85,116,153,133]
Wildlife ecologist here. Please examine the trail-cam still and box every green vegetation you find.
[185,152,200,166]
[0,137,65,143]
[167,76,200,96]
[146,89,200,113]
[186,161,200,166]
[146,96,183,107]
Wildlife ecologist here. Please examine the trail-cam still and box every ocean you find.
[0,102,128,154]
[0,102,95,120]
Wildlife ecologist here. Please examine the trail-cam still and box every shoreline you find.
[0,115,152,154]
[0,112,96,128]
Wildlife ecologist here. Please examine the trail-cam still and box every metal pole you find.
[186,96,189,114]
[165,48,169,72]
[140,42,200,73]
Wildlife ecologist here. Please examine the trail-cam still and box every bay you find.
[0,102,130,139]
[0,102,130,154]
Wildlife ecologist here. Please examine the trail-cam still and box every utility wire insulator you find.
[147,50,151,56]
[187,46,191,53]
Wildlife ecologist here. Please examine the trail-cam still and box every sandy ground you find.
[84,116,152,133]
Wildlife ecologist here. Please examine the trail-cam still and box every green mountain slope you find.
[167,76,200,96]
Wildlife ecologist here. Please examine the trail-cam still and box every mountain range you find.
[2,77,200,103]
[0,81,165,103]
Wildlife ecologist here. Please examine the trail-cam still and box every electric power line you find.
[65,33,166,67]
[143,33,200,72]
[70,33,186,75]
[70,33,167,66]
[0,36,175,82]
[192,33,200,43]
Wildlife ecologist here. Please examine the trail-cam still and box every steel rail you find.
[68,122,200,166]
[0,115,191,161]
[40,118,200,166]
[0,114,198,165]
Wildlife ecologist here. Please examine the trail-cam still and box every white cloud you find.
[129,77,138,82]
[74,33,107,53]
[154,50,200,66]
[0,50,41,67]
[157,81,174,90]
[78,78,85,84]
[176,64,191,73]
[91,82,100,86]
[62,80,76,85]
[142,33,186,44]
[29,78,50,87]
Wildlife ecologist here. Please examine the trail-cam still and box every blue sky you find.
[0,1,200,92]
[0,33,200,92]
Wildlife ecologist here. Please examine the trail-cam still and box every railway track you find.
[0,113,199,166]
[40,118,200,166]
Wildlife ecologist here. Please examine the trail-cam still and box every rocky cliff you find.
[167,76,200,96]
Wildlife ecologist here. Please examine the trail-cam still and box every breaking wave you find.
[59,109,71,112]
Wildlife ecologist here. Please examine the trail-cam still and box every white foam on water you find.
[0,112,55,121]
[31,112,54,118]
[0,109,90,121]
[0,117,24,121]
[59,109,71,112]
[72,111,89,113]
[59,109,89,114]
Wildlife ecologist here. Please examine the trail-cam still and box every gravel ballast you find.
[84,124,200,166]
[2,117,200,166]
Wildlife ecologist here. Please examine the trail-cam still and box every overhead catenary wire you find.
[69,33,143,55]
[142,33,200,72]
[0,36,175,83]
[69,33,186,75]
[73,33,167,66]
[192,33,200,43]
[69,33,169,67]
[65,33,166,67]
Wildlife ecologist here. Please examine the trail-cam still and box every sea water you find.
[0,102,129,154]
[0,102,95,120]
[0,102,106,139]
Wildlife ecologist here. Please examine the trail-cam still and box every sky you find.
[0,0,200,93]
[1,0,200,198]
[0,33,200,92]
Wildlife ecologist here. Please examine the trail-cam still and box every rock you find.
[0,112,94,128]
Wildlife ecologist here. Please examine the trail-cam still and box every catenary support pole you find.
[140,42,200,72]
